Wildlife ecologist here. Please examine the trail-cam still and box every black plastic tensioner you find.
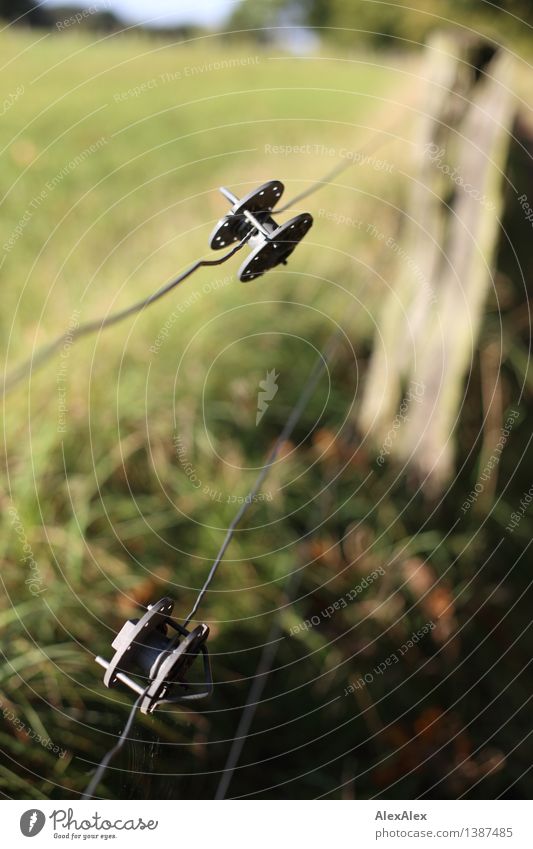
[95,597,212,715]
[209,180,313,282]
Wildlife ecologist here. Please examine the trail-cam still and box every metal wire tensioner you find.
[95,597,212,716]
[210,180,313,282]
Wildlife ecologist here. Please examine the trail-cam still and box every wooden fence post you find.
[358,32,515,491]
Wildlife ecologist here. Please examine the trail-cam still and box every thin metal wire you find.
[82,691,145,799]
[85,325,345,796]
[184,126,400,623]
[183,330,344,628]
[3,124,393,399]
[275,126,394,214]
[82,139,382,791]
[210,267,376,799]
[71,127,395,794]
[212,320,358,798]
[215,571,301,800]
[1,236,250,397]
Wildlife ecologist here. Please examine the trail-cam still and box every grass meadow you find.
[0,26,531,799]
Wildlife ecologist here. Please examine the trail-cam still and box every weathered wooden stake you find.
[358,31,515,491]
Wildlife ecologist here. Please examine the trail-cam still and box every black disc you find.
[232,180,284,216]
[238,213,313,282]
[209,180,285,250]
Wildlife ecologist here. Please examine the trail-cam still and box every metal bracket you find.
[95,597,212,715]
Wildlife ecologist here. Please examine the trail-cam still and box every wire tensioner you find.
[209,180,313,282]
[95,597,212,715]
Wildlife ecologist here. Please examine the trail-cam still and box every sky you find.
[43,0,241,28]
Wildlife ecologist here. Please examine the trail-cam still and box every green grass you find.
[0,26,531,800]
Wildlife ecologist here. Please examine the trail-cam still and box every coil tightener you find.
[95,597,212,714]
[209,180,313,282]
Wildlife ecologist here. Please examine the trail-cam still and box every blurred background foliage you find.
[1,0,533,49]
[229,0,533,49]
[0,0,531,801]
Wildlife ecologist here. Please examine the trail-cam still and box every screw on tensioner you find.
[209,180,313,282]
[95,597,212,715]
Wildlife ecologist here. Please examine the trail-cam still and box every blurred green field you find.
[0,27,531,800]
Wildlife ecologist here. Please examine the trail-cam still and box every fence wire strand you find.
[1,236,250,397]
[3,121,395,399]
[82,691,146,800]
[58,121,396,796]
